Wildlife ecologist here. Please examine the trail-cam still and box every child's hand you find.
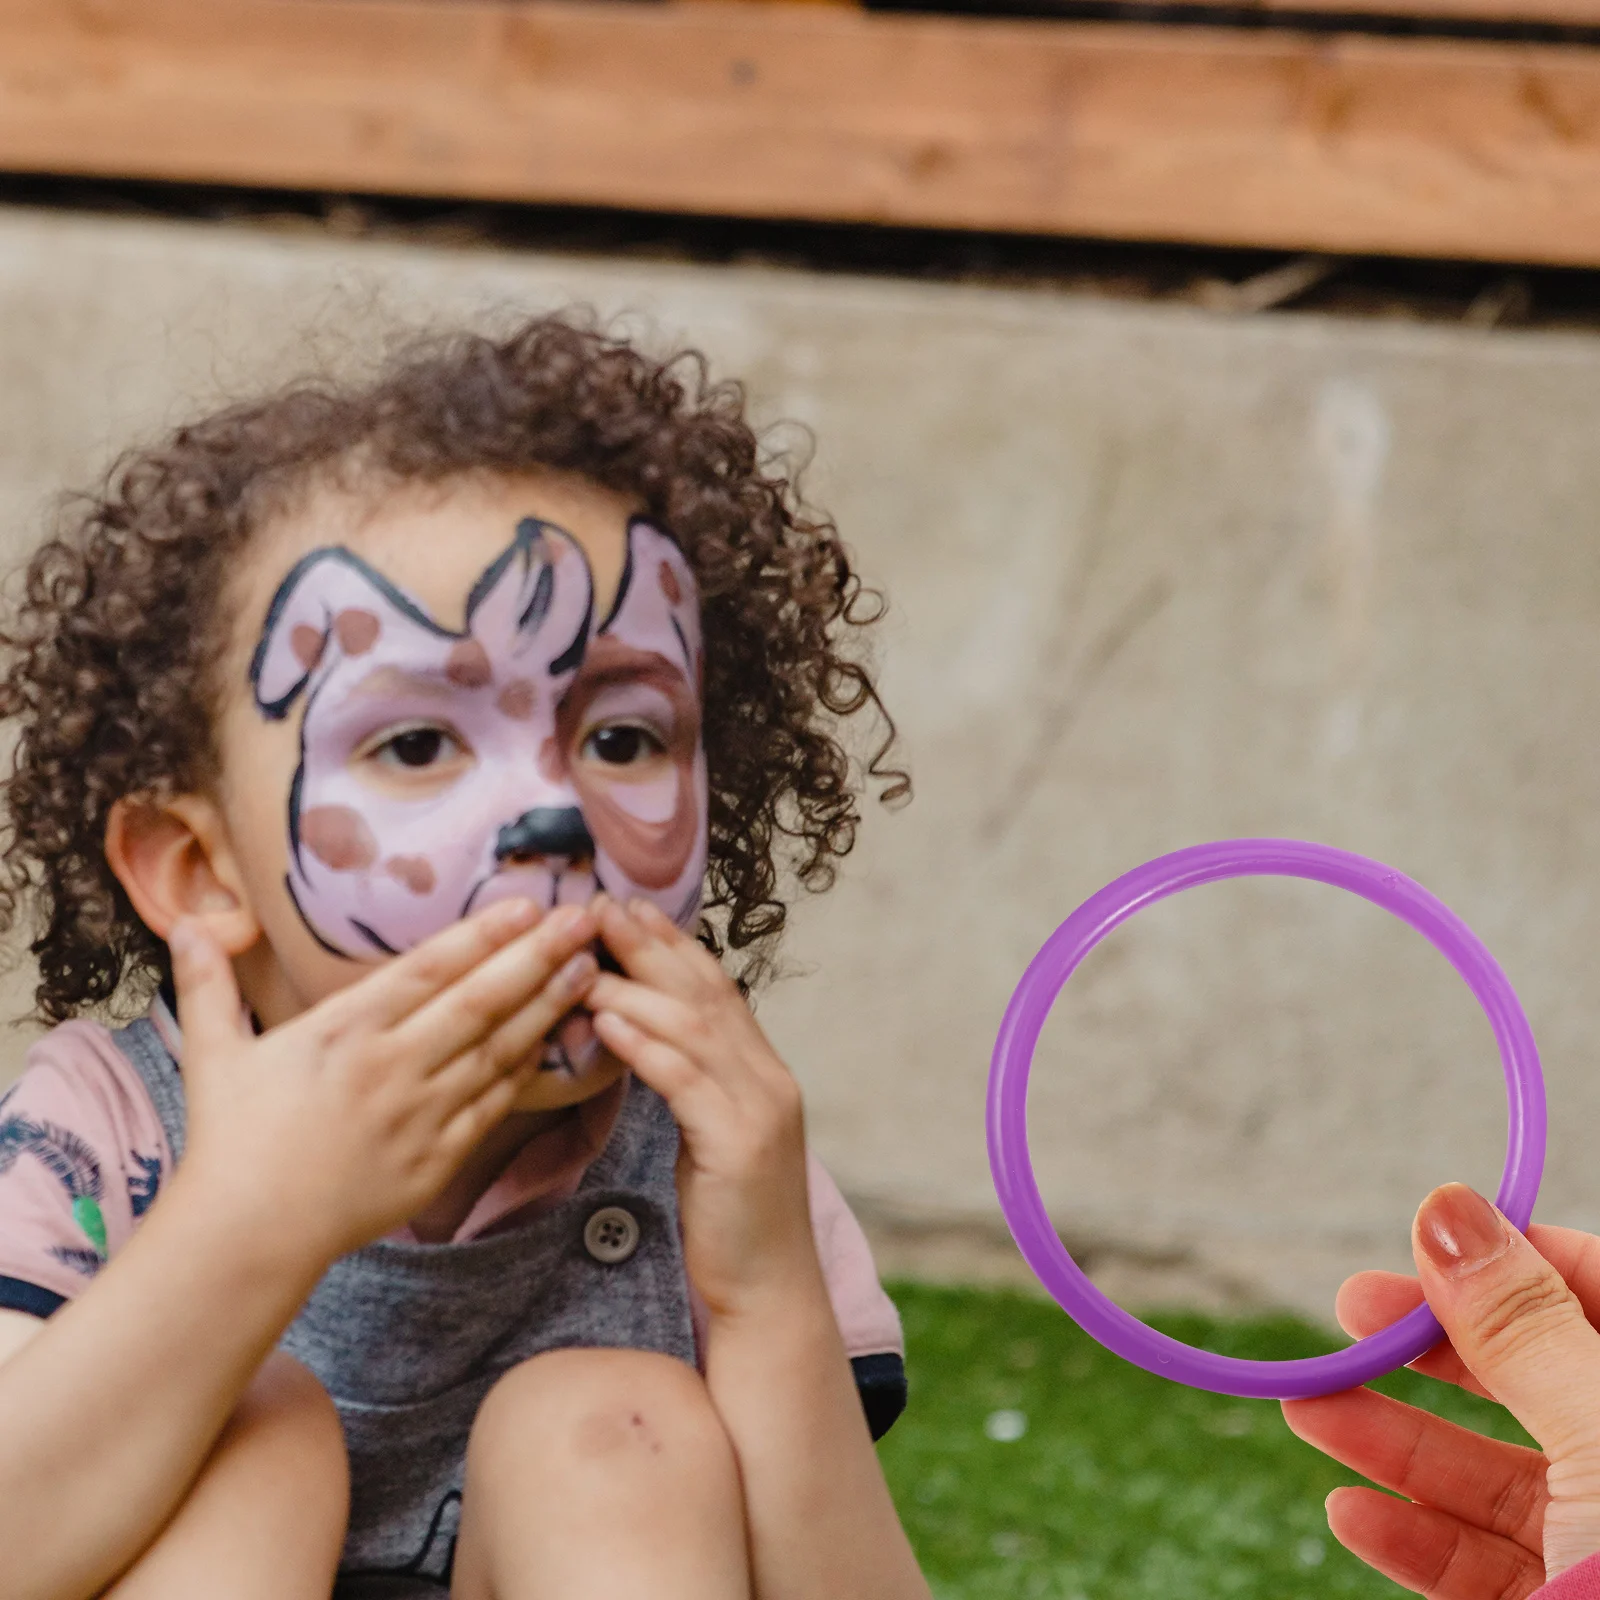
[168,898,599,1263]
[586,896,823,1322]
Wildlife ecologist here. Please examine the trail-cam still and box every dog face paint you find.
[249,515,707,1072]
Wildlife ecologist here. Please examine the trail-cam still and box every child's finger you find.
[585,974,702,1050]
[436,1057,543,1165]
[427,950,600,1108]
[167,918,253,1067]
[328,897,545,1032]
[626,902,755,1025]
[631,896,726,981]
[591,1009,727,1131]
[594,896,712,1002]
[585,971,764,1098]
[386,906,598,1074]
[582,972,694,1036]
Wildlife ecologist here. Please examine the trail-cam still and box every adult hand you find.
[1283,1184,1600,1598]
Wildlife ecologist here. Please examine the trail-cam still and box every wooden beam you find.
[4,0,1600,265]
[1111,0,1600,24]
[754,0,1600,25]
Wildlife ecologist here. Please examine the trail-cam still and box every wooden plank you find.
[1088,0,1600,28]
[750,0,1600,24]
[4,0,1600,264]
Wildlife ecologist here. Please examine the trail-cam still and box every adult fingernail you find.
[168,920,197,957]
[1417,1183,1510,1275]
[544,905,583,936]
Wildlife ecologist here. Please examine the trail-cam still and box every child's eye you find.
[582,724,665,766]
[369,725,464,770]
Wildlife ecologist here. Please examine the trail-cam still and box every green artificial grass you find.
[878,1280,1535,1600]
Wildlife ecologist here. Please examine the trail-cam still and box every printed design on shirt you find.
[341,1488,460,1588]
[127,1150,162,1218]
[0,1112,108,1275]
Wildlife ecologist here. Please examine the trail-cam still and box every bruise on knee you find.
[474,1350,724,1481]
[573,1404,667,1461]
[455,1356,748,1600]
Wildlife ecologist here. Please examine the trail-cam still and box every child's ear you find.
[104,795,262,959]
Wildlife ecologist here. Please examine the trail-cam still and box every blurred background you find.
[3,1,1600,1592]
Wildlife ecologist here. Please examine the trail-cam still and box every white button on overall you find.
[583,1205,641,1264]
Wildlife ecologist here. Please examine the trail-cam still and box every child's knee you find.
[224,1350,349,1509]
[102,1354,348,1598]
[469,1348,731,1487]
[455,1352,747,1597]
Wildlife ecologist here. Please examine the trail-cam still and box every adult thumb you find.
[1414,1182,1600,1541]
[166,918,252,1067]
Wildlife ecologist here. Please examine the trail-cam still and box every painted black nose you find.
[495,807,595,865]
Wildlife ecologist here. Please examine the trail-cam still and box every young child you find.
[0,314,929,1600]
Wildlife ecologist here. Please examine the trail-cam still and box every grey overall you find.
[113,1016,697,1598]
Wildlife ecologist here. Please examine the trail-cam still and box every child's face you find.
[208,469,706,1111]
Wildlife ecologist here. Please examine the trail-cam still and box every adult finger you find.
[1282,1387,1547,1551]
[1336,1271,1486,1395]
[1524,1225,1600,1333]
[1342,1240,1600,1344]
[1336,1269,1427,1339]
[328,897,543,1031]
[167,918,254,1068]
[1337,1273,1427,1337]
[1324,1485,1545,1600]
[1414,1184,1600,1575]
[1340,1225,1600,1397]
[385,905,597,1072]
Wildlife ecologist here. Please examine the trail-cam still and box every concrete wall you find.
[2,204,1596,1322]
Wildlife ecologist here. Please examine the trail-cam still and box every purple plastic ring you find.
[987,839,1546,1400]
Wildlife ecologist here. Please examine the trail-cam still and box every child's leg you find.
[452,1348,750,1600]
[104,1351,348,1600]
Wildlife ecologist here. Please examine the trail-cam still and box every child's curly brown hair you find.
[0,312,907,1026]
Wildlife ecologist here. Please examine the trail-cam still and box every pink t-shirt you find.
[0,997,904,1370]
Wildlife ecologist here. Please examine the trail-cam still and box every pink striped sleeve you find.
[1538,1554,1600,1598]
[806,1151,904,1360]
[0,1020,170,1314]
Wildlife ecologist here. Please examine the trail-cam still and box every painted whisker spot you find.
[539,1044,577,1078]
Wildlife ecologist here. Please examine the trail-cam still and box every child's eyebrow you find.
[572,649,689,697]
[579,662,682,690]
[352,665,457,700]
